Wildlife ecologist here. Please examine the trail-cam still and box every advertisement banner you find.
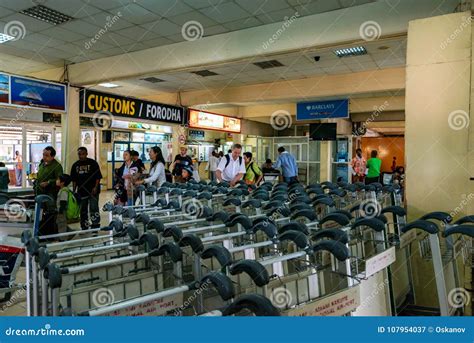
[80,89,184,125]
[297,99,349,120]
[10,76,66,112]
[0,73,9,104]
[188,109,241,133]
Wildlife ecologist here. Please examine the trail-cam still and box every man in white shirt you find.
[216,144,246,186]
[208,150,219,181]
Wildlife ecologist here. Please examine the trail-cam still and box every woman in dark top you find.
[114,150,140,205]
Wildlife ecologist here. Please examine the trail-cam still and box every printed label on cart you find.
[365,247,396,277]
[105,293,183,316]
[285,286,360,316]
[399,230,416,249]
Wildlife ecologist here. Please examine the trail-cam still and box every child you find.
[180,166,194,183]
[56,174,80,235]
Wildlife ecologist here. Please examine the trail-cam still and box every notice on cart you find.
[365,246,396,277]
[104,293,183,316]
[286,286,360,316]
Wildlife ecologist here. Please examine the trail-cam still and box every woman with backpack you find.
[135,146,166,187]
[243,152,263,186]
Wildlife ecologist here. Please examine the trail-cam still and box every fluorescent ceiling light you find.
[20,5,73,25]
[334,46,367,58]
[99,83,120,88]
[0,33,15,44]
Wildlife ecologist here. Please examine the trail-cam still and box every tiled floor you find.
[1,191,115,316]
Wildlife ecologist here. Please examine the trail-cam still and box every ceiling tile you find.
[22,32,65,48]
[294,0,341,16]
[74,38,115,52]
[256,8,300,24]
[167,10,218,27]
[60,19,103,37]
[134,0,194,17]
[199,2,251,24]
[234,0,290,16]
[223,16,262,31]
[41,1,103,19]
[114,25,155,40]
[0,0,37,11]
[89,0,132,11]
[0,7,14,19]
[97,32,136,46]
[40,26,87,41]
[120,42,151,53]
[323,65,352,74]
[183,0,231,9]
[82,11,134,31]
[141,36,175,48]
[113,3,160,25]
[141,19,181,36]
[339,0,375,7]
[2,13,55,32]
[163,33,185,43]
[203,24,228,36]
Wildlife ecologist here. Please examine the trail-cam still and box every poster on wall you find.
[188,109,241,133]
[10,76,66,112]
[0,73,9,104]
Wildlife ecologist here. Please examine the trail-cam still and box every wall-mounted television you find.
[309,123,337,141]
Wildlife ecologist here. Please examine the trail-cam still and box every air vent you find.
[334,46,367,58]
[141,77,165,83]
[192,70,218,77]
[253,60,284,69]
[20,5,74,25]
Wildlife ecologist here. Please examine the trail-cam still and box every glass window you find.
[81,130,95,159]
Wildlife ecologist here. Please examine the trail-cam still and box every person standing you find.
[350,148,367,183]
[115,150,138,206]
[365,150,382,185]
[14,151,22,187]
[70,147,103,230]
[34,146,63,236]
[131,150,146,173]
[208,150,219,182]
[243,152,263,185]
[273,147,298,184]
[216,143,246,187]
[135,146,166,188]
[171,146,193,182]
[34,146,63,200]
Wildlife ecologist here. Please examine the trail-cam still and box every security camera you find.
[314,56,321,62]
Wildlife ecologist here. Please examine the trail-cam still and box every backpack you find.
[62,188,80,221]
[224,154,242,168]
[246,161,258,177]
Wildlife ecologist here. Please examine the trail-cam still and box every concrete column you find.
[61,86,81,173]
[172,125,186,158]
[405,11,473,309]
